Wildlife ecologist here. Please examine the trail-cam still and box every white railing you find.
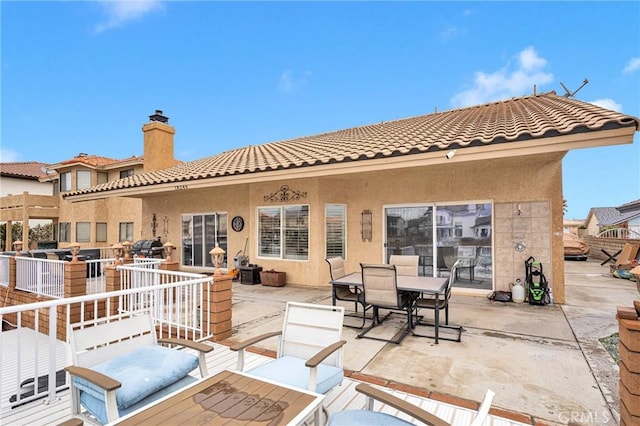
[15,257,66,299]
[0,255,9,287]
[0,271,214,412]
[596,227,640,239]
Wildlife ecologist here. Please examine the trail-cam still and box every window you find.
[326,204,346,259]
[97,172,108,184]
[119,222,134,242]
[76,222,91,242]
[59,222,70,242]
[96,223,107,242]
[77,170,91,190]
[120,169,134,179]
[60,172,71,192]
[181,213,228,268]
[258,205,309,260]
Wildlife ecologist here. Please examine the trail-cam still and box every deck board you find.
[2,339,528,426]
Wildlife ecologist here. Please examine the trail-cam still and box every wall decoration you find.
[232,216,245,232]
[264,185,307,203]
[361,209,372,242]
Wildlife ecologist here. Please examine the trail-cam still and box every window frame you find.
[76,222,91,243]
[119,169,134,179]
[60,172,71,192]
[76,170,91,190]
[257,204,309,261]
[325,204,346,260]
[119,222,134,242]
[97,172,108,185]
[59,222,71,242]
[181,213,228,269]
[96,222,107,242]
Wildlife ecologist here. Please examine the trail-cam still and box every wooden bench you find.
[66,311,213,425]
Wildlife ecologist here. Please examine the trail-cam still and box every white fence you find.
[596,227,640,239]
[0,268,214,412]
[0,255,9,287]
[15,257,66,299]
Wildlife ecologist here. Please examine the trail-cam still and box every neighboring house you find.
[0,162,54,249]
[62,92,639,304]
[585,200,640,238]
[563,219,585,236]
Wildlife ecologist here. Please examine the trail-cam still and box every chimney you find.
[142,109,177,173]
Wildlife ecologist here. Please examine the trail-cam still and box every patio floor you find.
[228,259,632,425]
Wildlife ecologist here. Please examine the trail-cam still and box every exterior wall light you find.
[209,243,226,276]
[122,240,132,261]
[361,210,372,242]
[13,240,23,255]
[163,241,176,262]
[112,243,124,265]
[69,242,81,262]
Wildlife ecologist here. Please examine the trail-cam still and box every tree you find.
[562,199,568,216]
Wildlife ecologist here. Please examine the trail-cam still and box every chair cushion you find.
[72,345,198,415]
[247,355,343,394]
[329,410,414,425]
[79,374,198,425]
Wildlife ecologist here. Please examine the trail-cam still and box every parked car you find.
[563,232,590,261]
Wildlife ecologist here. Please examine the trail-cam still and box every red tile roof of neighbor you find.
[58,153,143,168]
[66,91,639,197]
[0,162,49,179]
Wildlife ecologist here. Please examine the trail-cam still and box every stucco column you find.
[202,274,232,341]
[64,259,87,340]
[105,264,121,315]
[617,305,640,425]
[21,192,29,249]
[4,220,11,252]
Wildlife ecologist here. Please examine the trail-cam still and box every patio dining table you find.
[330,272,449,343]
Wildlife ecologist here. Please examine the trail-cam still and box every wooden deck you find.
[1,335,528,425]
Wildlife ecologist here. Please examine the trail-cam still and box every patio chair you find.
[357,264,414,344]
[231,301,346,395]
[327,257,371,328]
[329,383,495,426]
[389,255,419,276]
[411,259,463,342]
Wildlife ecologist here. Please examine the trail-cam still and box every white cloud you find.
[0,147,21,163]
[589,98,623,112]
[278,70,312,93]
[623,57,640,74]
[450,46,554,108]
[95,0,164,33]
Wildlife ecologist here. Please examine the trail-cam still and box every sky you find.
[1,1,639,220]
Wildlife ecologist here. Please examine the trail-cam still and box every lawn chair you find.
[231,302,346,394]
[329,383,495,426]
[357,264,414,344]
[327,256,370,328]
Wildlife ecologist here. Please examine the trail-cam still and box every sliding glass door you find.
[384,203,493,290]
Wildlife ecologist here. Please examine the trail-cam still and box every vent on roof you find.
[149,110,169,124]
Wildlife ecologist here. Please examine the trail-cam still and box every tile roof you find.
[589,207,637,226]
[65,92,639,198]
[0,162,49,180]
[57,153,143,168]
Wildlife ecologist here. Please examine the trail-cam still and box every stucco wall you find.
[0,176,53,197]
[143,151,566,302]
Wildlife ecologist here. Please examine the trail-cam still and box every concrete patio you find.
[226,259,636,425]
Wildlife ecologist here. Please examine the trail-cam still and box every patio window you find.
[96,222,107,242]
[77,170,91,190]
[119,222,133,242]
[76,222,91,242]
[258,205,309,260]
[60,172,71,192]
[326,204,346,259]
[181,213,228,268]
[59,222,70,242]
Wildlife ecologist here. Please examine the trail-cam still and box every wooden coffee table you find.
[112,370,324,425]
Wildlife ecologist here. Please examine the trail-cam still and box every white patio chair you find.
[329,383,495,426]
[231,301,346,394]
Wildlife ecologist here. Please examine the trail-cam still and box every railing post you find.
[202,274,232,341]
[64,259,87,340]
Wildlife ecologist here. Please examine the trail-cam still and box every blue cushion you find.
[72,345,198,420]
[80,375,198,425]
[329,410,414,425]
[247,355,343,394]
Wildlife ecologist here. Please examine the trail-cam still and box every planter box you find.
[260,271,286,287]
